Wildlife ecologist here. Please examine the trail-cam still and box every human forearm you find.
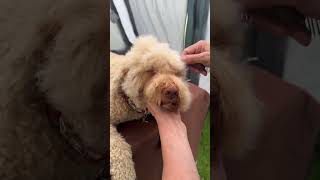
[157,118,200,180]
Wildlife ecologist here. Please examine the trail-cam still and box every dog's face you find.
[122,36,191,112]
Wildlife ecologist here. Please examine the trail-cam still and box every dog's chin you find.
[160,102,179,112]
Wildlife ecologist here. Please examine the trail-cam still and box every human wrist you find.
[156,115,186,129]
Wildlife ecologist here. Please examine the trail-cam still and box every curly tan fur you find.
[110,36,191,180]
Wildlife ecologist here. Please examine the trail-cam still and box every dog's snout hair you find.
[160,83,179,111]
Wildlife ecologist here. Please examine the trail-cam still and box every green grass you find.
[197,112,210,180]
[308,143,320,180]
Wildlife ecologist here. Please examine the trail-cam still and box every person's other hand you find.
[181,40,210,76]
[235,0,320,46]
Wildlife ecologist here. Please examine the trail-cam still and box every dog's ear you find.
[213,59,262,158]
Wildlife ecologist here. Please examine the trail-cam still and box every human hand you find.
[181,40,210,76]
[147,103,199,180]
[235,0,320,46]
[147,102,186,131]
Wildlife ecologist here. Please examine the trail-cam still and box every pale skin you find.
[181,40,210,75]
[147,103,200,180]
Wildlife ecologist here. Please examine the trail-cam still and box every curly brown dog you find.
[110,36,192,180]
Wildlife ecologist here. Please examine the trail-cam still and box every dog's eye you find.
[145,69,155,74]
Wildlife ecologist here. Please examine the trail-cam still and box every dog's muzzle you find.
[160,85,180,111]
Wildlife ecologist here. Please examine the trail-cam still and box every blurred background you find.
[241,19,320,180]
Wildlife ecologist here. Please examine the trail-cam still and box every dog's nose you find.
[161,86,179,111]
[164,87,178,100]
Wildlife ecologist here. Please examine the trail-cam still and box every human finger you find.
[181,52,210,66]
